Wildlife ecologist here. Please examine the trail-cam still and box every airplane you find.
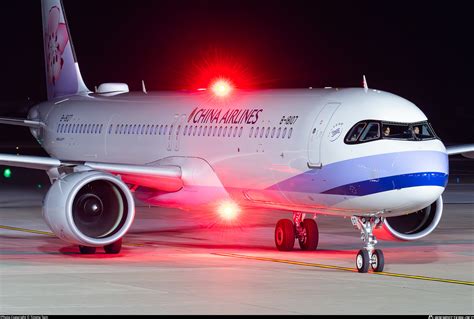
[1,0,473,273]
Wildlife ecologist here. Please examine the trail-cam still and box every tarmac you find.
[0,172,473,314]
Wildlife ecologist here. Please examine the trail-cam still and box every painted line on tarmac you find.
[0,225,144,247]
[3,224,472,286]
[0,225,56,237]
[213,252,474,287]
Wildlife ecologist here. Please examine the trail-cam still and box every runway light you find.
[3,168,12,179]
[211,78,233,97]
[217,200,240,221]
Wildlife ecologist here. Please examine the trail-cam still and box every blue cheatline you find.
[321,172,448,196]
[266,151,449,196]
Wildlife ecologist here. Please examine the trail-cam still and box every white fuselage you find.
[28,88,448,217]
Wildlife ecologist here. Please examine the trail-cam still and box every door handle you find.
[307,162,322,169]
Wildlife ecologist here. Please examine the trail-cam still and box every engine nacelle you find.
[43,171,135,247]
[374,196,443,241]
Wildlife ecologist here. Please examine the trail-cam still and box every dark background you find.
[0,0,473,149]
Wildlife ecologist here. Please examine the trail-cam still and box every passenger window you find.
[203,126,208,136]
[276,127,281,138]
[223,126,227,137]
[359,123,380,141]
[254,127,260,138]
[260,127,265,138]
[176,125,181,136]
[265,127,270,138]
[218,126,222,137]
[249,127,254,137]
[288,127,293,138]
[282,127,287,138]
[198,126,202,136]
[239,127,243,137]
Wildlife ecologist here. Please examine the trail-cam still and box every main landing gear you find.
[78,238,123,255]
[351,216,384,273]
[275,213,319,251]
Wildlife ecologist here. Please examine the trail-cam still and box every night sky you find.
[1,0,473,148]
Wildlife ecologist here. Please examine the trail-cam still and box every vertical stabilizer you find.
[42,0,90,100]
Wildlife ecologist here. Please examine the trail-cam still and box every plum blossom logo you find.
[328,122,344,142]
[45,6,69,85]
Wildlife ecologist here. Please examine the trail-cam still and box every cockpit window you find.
[345,120,437,144]
[359,122,380,141]
[346,122,367,142]
[382,122,435,140]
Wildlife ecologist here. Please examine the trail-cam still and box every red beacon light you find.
[210,78,233,97]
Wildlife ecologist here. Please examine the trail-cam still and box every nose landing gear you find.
[352,216,385,273]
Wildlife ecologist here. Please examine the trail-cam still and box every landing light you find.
[218,201,240,221]
[211,79,233,97]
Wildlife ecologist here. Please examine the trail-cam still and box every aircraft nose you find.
[395,148,448,183]
[391,148,448,210]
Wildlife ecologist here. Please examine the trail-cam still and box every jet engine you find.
[374,196,443,241]
[43,170,135,247]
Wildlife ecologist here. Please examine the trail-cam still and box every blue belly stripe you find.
[321,172,448,196]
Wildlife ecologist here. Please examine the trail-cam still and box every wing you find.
[0,116,46,128]
[0,153,183,192]
[446,144,474,159]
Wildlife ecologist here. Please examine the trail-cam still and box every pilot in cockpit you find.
[412,126,420,140]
